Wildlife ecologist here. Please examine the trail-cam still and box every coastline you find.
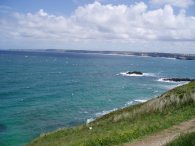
[85,81,188,126]
[1,50,194,146]
[27,81,195,146]
[1,49,195,60]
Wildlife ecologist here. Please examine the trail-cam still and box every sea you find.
[0,50,195,146]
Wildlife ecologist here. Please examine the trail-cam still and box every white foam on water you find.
[143,73,156,77]
[157,78,190,90]
[86,108,118,124]
[95,108,118,117]
[86,78,189,125]
[159,81,189,90]
[119,72,156,77]
[125,101,133,106]
[157,78,178,83]
[86,98,150,125]
[134,99,148,103]
[86,118,94,124]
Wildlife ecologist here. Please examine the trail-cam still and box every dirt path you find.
[125,118,195,146]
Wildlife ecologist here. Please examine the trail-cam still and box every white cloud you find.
[0,2,195,52]
[150,0,194,8]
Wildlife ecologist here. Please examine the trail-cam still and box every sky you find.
[0,0,195,53]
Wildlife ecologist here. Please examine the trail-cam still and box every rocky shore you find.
[162,78,195,82]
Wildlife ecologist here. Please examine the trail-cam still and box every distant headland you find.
[1,49,195,60]
[64,50,195,60]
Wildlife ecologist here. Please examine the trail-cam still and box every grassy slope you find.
[27,81,195,146]
[166,132,195,146]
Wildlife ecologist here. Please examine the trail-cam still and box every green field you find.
[27,81,195,146]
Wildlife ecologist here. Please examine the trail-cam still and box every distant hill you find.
[1,49,195,60]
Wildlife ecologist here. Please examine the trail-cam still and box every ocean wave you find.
[125,101,134,106]
[162,84,180,90]
[124,99,147,106]
[134,99,148,103]
[159,82,189,90]
[157,78,190,84]
[86,99,149,124]
[86,118,94,124]
[86,108,118,124]
[119,72,156,77]
[95,108,118,117]
[163,57,176,60]
[157,78,178,83]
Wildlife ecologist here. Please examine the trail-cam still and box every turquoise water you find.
[0,51,195,146]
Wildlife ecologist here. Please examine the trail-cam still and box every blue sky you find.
[0,0,195,53]
[1,0,195,16]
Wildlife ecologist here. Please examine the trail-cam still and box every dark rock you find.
[127,71,143,75]
[176,56,194,60]
[163,78,195,82]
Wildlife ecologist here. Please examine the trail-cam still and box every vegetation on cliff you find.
[27,81,195,146]
[166,132,195,146]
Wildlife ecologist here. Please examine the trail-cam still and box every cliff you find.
[27,81,195,146]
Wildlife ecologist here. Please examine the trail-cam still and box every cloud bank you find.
[150,0,194,8]
[0,1,195,52]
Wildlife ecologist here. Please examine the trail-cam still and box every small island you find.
[126,71,143,75]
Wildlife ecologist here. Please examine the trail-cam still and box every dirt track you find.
[125,118,195,146]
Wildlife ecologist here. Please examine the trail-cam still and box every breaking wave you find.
[119,72,156,77]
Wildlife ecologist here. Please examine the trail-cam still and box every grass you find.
[27,81,195,146]
[166,132,195,146]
